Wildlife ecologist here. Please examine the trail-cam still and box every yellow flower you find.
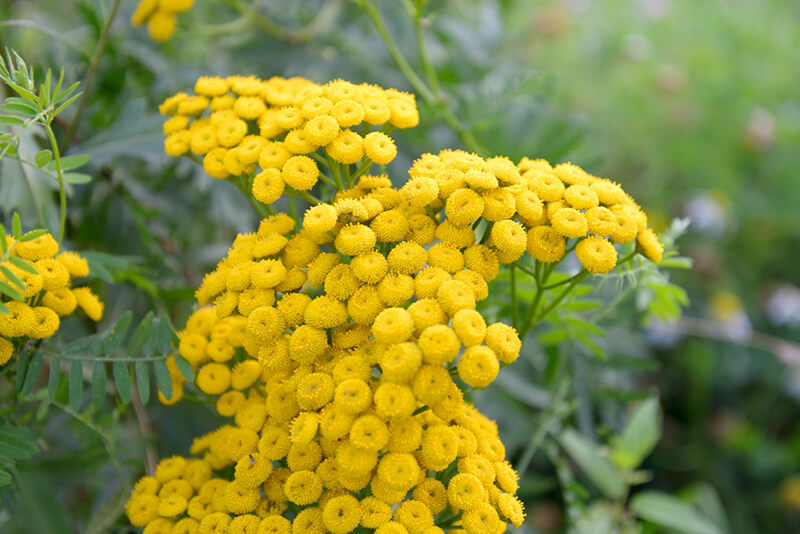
[202,148,228,179]
[394,499,434,534]
[576,236,618,274]
[417,325,460,365]
[490,220,526,263]
[296,372,335,411]
[497,493,525,527]
[360,496,393,528]
[412,478,448,515]
[125,493,160,526]
[304,296,348,329]
[420,425,459,471]
[322,495,363,534]
[331,99,365,128]
[550,207,588,238]
[447,473,486,510]
[380,342,422,384]
[0,338,14,366]
[364,131,397,165]
[196,363,231,395]
[461,503,504,534]
[374,383,416,419]
[445,188,484,226]
[324,264,361,300]
[411,365,451,406]
[304,115,340,147]
[252,169,284,205]
[350,414,390,451]
[427,244,464,274]
[293,507,325,533]
[0,301,35,338]
[526,225,565,263]
[27,306,60,339]
[564,183,600,210]
[335,224,377,257]
[371,209,409,243]
[637,227,664,263]
[334,378,372,414]
[386,417,423,454]
[377,452,420,491]
[258,515,292,534]
[259,141,292,170]
[388,98,419,129]
[372,308,414,345]
[484,323,521,364]
[457,346,500,388]
[147,11,175,42]
[283,471,322,506]
[326,130,365,165]
[436,279,475,316]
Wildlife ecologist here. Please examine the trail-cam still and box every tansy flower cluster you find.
[0,232,103,366]
[127,72,664,533]
[158,75,415,204]
[131,0,195,42]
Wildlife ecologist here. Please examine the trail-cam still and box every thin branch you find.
[63,0,122,149]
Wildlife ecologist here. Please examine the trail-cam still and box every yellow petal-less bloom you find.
[576,236,618,274]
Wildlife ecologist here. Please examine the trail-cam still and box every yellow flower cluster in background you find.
[158,75,416,203]
[0,232,103,366]
[131,0,195,42]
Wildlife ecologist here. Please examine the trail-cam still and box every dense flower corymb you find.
[126,71,665,533]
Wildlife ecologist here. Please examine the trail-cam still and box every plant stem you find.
[44,124,67,243]
[542,268,586,290]
[292,189,322,205]
[325,154,344,190]
[510,264,518,329]
[358,0,484,154]
[63,0,122,150]
[519,260,546,338]
[536,270,589,324]
[412,3,441,97]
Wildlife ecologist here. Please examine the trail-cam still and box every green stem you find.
[325,154,344,190]
[510,264,518,329]
[412,3,441,97]
[63,0,122,150]
[44,124,66,243]
[536,270,589,324]
[514,261,536,278]
[344,163,353,189]
[358,0,484,154]
[543,268,587,290]
[291,189,322,205]
[519,260,547,338]
[350,158,374,183]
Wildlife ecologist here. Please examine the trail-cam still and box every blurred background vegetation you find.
[0,0,798,532]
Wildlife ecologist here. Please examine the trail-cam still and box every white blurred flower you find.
[683,190,729,237]
[623,33,652,61]
[766,284,800,328]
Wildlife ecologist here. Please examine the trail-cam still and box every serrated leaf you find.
[8,256,37,274]
[53,91,81,116]
[48,357,60,402]
[135,361,150,405]
[112,361,131,404]
[0,227,6,254]
[91,361,106,412]
[0,115,24,126]
[0,469,12,487]
[34,149,52,167]
[559,428,626,499]
[611,398,661,470]
[174,355,194,382]
[128,313,153,356]
[575,332,606,359]
[0,280,24,301]
[63,172,92,184]
[1,264,27,291]
[20,352,42,396]
[153,359,172,400]
[12,212,21,238]
[17,229,46,242]
[631,491,721,534]
[104,311,132,357]
[68,360,83,411]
